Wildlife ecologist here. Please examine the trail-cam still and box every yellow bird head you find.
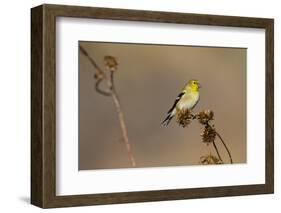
[186,79,201,92]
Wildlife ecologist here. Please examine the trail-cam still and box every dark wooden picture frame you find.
[31,4,274,208]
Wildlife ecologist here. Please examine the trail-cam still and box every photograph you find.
[78,41,246,170]
[30,4,274,208]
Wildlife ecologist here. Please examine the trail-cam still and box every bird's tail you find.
[161,113,174,127]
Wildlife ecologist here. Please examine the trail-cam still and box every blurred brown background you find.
[78,41,246,170]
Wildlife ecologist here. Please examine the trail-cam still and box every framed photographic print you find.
[31,4,274,208]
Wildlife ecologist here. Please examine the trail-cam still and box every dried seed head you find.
[197,110,214,125]
[104,55,118,72]
[201,125,216,143]
[176,108,193,128]
[94,72,104,80]
[200,154,222,165]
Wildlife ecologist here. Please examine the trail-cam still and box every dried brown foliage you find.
[197,110,214,125]
[201,124,216,143]
[200,153,223,165]
[104,55,118,72]
[176,108,233,164]
[176,108,193,127]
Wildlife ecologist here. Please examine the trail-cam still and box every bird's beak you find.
[198,83,202,88]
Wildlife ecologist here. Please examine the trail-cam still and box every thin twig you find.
[80,45,136,167]
[111,92,136,167]
[80,46,104,74]
[95,79,112,96]
[212,141,223,163]
[110,71,114,91]
[216,131,233,164]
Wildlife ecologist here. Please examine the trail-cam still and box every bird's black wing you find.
[167,92,185,114]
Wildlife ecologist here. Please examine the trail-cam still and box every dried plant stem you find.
[216,131,233,164]
[80,46,104,74]
[80,46,136,167]
[212,141,223,163]
[111,93,136,167]
[184,111,232,165]
[95,79,111,96]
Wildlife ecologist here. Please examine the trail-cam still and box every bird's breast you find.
[177,92,199,110]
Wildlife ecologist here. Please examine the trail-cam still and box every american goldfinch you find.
[162,79,201,126]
